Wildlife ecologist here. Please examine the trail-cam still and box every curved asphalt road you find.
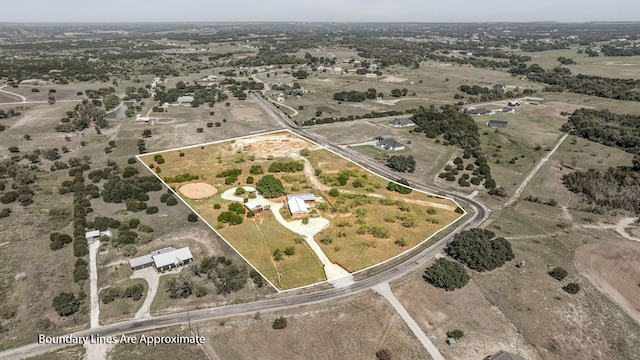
[0,93,488,360]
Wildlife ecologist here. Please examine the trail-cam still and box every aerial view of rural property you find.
[2,1,640,359]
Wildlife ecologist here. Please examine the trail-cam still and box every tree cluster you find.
[423,258,470,291]
[411,105,480,150]
[387,155,415,173]
[561,108,640,154]
[445,229,514,272]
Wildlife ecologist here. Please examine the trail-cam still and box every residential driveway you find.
[130,267,160,319]
[222,186,351,282]
[88,240,101,329]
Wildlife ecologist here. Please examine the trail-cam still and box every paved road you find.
[0,94,488,360]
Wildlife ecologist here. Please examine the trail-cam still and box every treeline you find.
[561,108,640,154]
[600,44,640,57]
[410,105,480,150]
[458,85,510,102]
[510,64,640,102]
[563,167,640,214]
[333,88,378,102]
[301,109,406,126]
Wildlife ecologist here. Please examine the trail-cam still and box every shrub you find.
[284,246,295,256]
[195,285,208,297]
[1,191,18,204]
[100,287,121,304]
[235,187,246,196]
[145,206,159,214]
[246,176,254,184]
[563,282,581,294]
[273,248,283,261]
[549,267,568,281]
[213,203,221,209]
[123,283,145,301]
[52,292,80,317]
[328,188,340,197]
[376,348,392,360]
[127,157,137,164]
[187,213,198,222]
[272,316,287,329]
[166,196,178,206]
[447,329,464,340]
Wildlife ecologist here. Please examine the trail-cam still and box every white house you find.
[136,114,151,122]
[389,118,415,127]
[177,96,194,105]
[152,247,194,272]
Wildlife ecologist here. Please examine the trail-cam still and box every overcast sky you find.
[1,0,638,23]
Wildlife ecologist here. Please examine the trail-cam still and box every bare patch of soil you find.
[381,75,408,83]
[575,241,640,325]
[179,182,217,199]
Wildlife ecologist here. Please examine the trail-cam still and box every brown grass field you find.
[115,291,430,360]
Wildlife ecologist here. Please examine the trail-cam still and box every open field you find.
[194,291,429,360]
[393,262,540,360]
[139,130,462,289]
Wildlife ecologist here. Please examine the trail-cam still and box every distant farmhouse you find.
[507,101,520,106]
[502,107,515,113]
[287,193,316,215]
[469,108,494,116]
[128,247,193,272]
[388,117,415,128]
[177,96,194,105]
[85,230,112,241]
[375,135,405,151]
[135,114,151,123]
[487,120,509,128]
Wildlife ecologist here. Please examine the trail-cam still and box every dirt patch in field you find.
[235,132,317,158]
[178,183,217,199]
[381,75,408,83]
[575,241,640,325]
[231,107,262,117]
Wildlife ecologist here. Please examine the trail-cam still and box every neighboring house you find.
[333,66,343,73]
[135,114,151,123]
[128,247,176,271]
[286,193,316,215]
[502,107,515,113]
[152,247,194,272]
[507,100,520,106]
[85,230,100,241]
[20,79,39,85]
[487,120,509,128]
[469,108,494,115]
[266,90,284,97]
[484,350,526,360]
[494,83,507,91]
[177,96,194,105]
[375,136,405,151]
[244,201,264,213]
[365,73,378,78]
[388,117,415,127]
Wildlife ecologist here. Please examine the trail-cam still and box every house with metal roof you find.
[152,247,194,272]
[128,247,176,271]
[486,120,509,128]
[177,96,194,105]
[469,108,494,115]
[388,117,415,127]
[286,193,316,215]
[244,201,264,213]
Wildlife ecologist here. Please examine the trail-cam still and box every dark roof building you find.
[375,136,405,151]
[388,117,415,127]
[487,120,509,128]
[470,108,494,115]
[502,107,515,113]
[484,350,526,360]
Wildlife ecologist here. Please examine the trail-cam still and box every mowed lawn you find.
[216,211,326,290]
